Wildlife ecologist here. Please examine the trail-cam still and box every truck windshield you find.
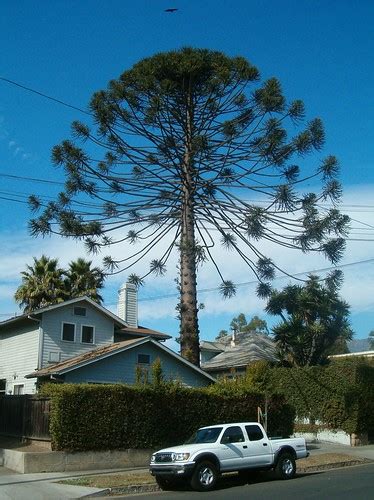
[185,427,223,444]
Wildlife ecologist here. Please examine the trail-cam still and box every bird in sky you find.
[164,8,178,13]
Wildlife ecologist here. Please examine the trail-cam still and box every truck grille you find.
[155,452,173,463]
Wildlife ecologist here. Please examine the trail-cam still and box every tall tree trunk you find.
[179,82,200,367]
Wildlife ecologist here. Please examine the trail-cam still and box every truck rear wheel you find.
[274,453,296,480]
[191,460,218,491]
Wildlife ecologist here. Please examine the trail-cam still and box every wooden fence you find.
[0,395,50,440]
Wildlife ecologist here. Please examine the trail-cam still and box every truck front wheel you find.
[274,453,296,480]
[191,460,218,491]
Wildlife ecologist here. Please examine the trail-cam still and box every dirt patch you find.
[298,453,370,472]
[59,471,156,489]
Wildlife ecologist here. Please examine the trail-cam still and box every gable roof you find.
[200,340,225,353]
[348,338,371,353]
[201,333,277,372]
[26,336,215,382]
[0,296,128,329]
[0,296,171,340]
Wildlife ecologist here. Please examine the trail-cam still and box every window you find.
[62,322,75,342]
[185,427,223,444]
[137,353,150,364]
[13,384,24,395]
[221,426,245,444]
[74,306,86,316]
[81,325,94,344]
[0,379,6,394]
[245,425,264,441]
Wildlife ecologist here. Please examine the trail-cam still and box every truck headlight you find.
[172,452,190,461]
[150,454,156,463]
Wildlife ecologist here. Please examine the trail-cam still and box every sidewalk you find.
[305,441,374,461]
[0,466,141,499]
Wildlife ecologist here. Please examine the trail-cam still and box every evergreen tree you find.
[29,48,348,366]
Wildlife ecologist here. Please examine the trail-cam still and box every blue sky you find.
[1,0,374,344]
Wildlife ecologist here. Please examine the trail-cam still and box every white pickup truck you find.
[150,422,309,491]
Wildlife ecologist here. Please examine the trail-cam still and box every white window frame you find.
[80,324,95,344]
[0,379,6,394]
[13,384,24,395]
[61,322,76,342]
[73,306,87,317]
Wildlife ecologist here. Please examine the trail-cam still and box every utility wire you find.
[1,258,373,317]
[133,257,374,302]
[0,76,91,116]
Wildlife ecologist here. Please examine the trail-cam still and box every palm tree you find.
[64,258,104,303]
[14,255,65,313]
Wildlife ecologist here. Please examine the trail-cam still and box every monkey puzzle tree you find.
[29,48,349,366]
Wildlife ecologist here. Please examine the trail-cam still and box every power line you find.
[0,76,91,116]
[0,172,64,185]
[2,257,373,318]
[133,257,374,302]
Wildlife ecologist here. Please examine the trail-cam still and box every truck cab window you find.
[221,426,245,444]
[245,424,264,441]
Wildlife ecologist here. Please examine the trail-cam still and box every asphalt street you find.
[117,463,374,500]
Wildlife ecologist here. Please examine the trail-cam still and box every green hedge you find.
[41,383,294,451]
[266,358,374,435]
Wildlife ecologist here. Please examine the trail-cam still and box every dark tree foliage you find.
[14,255,65,313]
[265,272,353,366]
[14,255,104,312]
[29,48,349,366]
[216,313,269,340]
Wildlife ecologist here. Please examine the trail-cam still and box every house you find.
[327,338,374,361]
[0,283,214,394]
[200,331,278,378]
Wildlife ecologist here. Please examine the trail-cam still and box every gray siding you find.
[0,322,39,394]
[64,343,211,387]
[41,301,114,367]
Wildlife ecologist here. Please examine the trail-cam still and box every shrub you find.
[266,358,374,435]
[41,383,294,451]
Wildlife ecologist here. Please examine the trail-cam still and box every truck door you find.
[217,425,247,471]
[243,424,273,466]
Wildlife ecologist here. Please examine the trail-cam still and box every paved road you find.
[118,464,374,500]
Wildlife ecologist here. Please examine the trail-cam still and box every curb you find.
[84,484,160,497]
[82,459,373,497]
[298,458,372,473]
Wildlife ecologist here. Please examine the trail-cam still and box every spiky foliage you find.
[64,258,104,304]
[14,255,65,313]
[266,272,353,366]
[14,256,105,312]
[29,48,349,366]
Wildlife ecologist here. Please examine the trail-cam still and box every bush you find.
[41,383,294,451]
[266,358,374,435]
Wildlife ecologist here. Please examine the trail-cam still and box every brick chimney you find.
[117,282,138,328]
